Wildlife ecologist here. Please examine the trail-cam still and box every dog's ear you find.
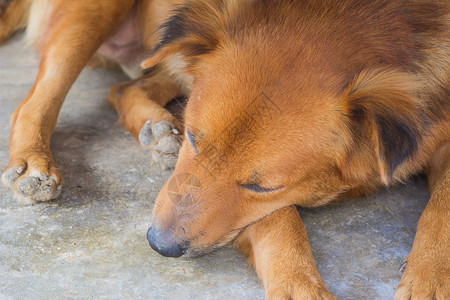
[340,69,423,185]
[141,1,227,69]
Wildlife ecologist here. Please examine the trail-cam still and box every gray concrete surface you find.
[0,33,429,299]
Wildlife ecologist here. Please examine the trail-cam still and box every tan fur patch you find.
[23,0,52,49]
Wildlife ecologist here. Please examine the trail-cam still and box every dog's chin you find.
[182,241,225,258]
[182,247,216,258]
[182,230,243,258]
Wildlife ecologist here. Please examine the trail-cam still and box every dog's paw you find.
[266,280,336,300]
[2,153,62,204]
[394,259,450,300]
[138,120,182,169]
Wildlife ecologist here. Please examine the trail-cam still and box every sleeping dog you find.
[1,0,449,299]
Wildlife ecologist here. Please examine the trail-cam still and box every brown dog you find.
[1,0,449,299]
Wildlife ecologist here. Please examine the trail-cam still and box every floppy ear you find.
[141,1,226,69]
[340,68,424,185]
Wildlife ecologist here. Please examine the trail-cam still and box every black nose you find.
[147,226,187,258]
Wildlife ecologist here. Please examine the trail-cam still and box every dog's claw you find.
[16,165,25,174]
[399,261,407,273]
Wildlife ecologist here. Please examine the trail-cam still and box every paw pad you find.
[2,162,62,204]
[138,120,182,169]
[151,121,173,140]
[155,136,180,154]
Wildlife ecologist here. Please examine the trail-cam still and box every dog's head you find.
[143,0,423,257]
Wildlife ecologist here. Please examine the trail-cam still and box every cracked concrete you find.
[0,33,429,299]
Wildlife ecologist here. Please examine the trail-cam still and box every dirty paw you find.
[138,120,182,169]
[2,158,63,204]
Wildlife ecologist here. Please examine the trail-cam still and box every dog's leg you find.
[234,206,336,300]
[1,0,136,203]
[107,70,183,168]
[395,143,450,300]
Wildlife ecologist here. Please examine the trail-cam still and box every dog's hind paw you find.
[2,154,63,204]
[139,120,182,169]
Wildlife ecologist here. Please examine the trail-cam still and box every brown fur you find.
[0,0,29,41]
[1,0,449,299]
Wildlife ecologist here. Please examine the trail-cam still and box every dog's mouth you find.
[149,205,297,258]
[187,227,250,258]
[152,216,281,258]
[147,222,249,258]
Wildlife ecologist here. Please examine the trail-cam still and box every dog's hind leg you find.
[0,0,30,43]
[395,143,450,300]
[107,69,184,168]
[234,206,336,300]
[1,0,137,204]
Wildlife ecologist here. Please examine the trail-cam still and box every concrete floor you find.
[0,34,430,299]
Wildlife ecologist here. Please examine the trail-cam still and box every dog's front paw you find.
[394,258,450,300]
[2,152,62,204]
[139,120,182,169]
[266,279,336,300]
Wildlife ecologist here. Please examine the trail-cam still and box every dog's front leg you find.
[107,69,183,169]
[1,0,136,203]
[234,206,336,300]
[395,143,450,300]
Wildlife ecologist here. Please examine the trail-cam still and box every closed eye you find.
[187,130,198,153]
[240,184,284,193]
